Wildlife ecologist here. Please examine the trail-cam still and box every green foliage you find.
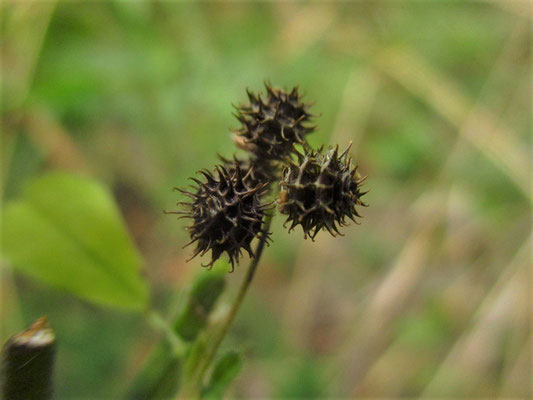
[395,301,452,349]
[2,2,528,398]
[174,270,227,342]
[275,358,325,399]
[1,172,148,311]
[202,351,243,400]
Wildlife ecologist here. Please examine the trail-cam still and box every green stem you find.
[146,310,186,357]
[124,311,187,400]
[192,213,273,395]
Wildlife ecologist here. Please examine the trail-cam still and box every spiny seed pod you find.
[278,143,367,240]
[218,154,277,195]
[167,165,270,271]
[233,83,315,161]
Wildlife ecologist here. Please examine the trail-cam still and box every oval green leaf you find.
[1,172,148,311]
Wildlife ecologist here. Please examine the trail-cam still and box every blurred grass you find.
[1,1,531,398]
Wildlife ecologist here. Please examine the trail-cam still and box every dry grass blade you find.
[1,2,57,110]
[274,3,336,59]
[499,338,532,397]
[420,235,531,397]
[371,39,530,197]
[487,0,533,21]
[332,19,531,395]
[280,67,379,349]
[330,68,380,154]
[24,107,91,174]
[1,1,57,195]
[326,18,529,189]
[335,188,444,394]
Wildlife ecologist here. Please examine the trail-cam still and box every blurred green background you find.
[1,1,531,398]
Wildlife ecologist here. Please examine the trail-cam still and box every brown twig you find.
[1,317,56,400]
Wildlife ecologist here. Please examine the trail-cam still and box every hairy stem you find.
[188,213,273,397]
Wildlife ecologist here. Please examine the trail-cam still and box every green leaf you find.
[1,172,148,311]
[202,351,243,399]
[174,269,226,342]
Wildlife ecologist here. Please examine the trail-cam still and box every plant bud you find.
[233,83,315,161]
[169,165,270,270]
[218,154,276,196]
[278,144,367,239]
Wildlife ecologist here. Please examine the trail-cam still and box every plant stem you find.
[194,213,273,392]
[146,310,186,357]
[1,317,56,400]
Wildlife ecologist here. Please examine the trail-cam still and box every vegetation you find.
[1,1,530,398]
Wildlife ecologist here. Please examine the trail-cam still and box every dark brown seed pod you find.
[167,164,270,271]
[233,82,315,161]
[278,143,367,240]
[218,154,277,195]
